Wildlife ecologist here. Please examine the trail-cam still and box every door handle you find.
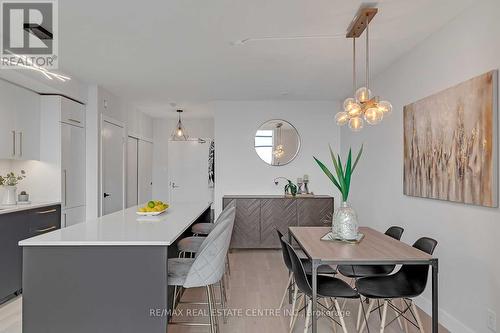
[63,169,67,206]
[12,130,15,156]
[19,132,22,157]
[35,226,57,233]
[104,192,111,198]
[171,183,180,188]
[36,209,57,214]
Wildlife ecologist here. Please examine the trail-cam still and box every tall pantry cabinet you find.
[40,96,86,227]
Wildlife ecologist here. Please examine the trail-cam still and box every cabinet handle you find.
[68,118,81,124]
[36,208,57,214]
[63,169,68,206]
[12,130,15,156]
[35,226,57,233]
[19,132,22,156]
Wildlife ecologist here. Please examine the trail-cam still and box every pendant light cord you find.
[352,37,356,95]
[366,23,370,90]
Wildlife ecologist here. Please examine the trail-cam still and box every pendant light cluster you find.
[171,109,189,141]
[335,7,392,132]
[272,122,285,159]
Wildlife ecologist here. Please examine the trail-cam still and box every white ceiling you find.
[58,0,474,117]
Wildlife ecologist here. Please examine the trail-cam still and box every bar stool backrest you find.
[183,207,236,288]
[215,200,236,225]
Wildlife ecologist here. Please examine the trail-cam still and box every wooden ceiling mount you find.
[346,7,378,38]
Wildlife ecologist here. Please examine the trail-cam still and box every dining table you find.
[288,226,439,333]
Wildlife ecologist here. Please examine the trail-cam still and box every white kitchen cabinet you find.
[40,95,86,228]
[62,205,86,227]
[0,79,40,160]
[61,97,85,126]
[61,122,86,209]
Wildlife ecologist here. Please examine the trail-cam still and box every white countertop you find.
[0,202,61,215]
[19,201,212,247]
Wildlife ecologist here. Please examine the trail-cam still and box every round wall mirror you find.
[254,119,300,166]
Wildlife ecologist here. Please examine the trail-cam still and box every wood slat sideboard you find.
[222,195,334,249]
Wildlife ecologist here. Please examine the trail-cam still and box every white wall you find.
[152,117,215,202]
[214,100,341,215]
[341,1,499,331]
[0,159,60,203]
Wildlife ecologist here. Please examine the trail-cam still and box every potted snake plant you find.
[313,145,363,240]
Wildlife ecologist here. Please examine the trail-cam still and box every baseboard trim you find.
[415,296,476,333]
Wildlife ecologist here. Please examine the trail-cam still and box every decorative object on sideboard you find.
[314,145,363,240]
[170,109,189,141]
[303,174,310,194]
[296,178,303,194]
[18,191,30,204]
[0,170,27,205]
[335,7,392,132]
[403,70,498,207]
[255,119,300,166]
[273,177,298,197]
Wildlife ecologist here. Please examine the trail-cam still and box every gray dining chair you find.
[168,207,236,333]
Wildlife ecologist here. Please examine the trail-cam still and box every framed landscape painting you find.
[403,70,498,207]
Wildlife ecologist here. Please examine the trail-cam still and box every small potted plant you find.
[1,170,27,205]
[18,191,30,203]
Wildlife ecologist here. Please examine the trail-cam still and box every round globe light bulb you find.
[378,100,393,116]
[343,97,356,111]
[355,87,372,103]
[364,107,384,125]
[348,117,364,132]
[335,111,349,126]
[347,102,362,117]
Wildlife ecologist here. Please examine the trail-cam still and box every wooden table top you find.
[288,226,433,263]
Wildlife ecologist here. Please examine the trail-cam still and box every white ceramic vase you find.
[2,186,17,205]
[332,201,358,240]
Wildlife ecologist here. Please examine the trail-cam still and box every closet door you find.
[126,136,138,208]
[138,140,153,204]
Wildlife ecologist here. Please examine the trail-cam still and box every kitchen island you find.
[19,201,212,333]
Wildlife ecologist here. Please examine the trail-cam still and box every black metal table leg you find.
[288,231,293,304]
[431,258,439,333]
[311,259,319,333]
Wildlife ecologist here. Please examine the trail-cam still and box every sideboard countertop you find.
[222,195,333,199]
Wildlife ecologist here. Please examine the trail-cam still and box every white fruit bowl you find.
[136,208,168,216]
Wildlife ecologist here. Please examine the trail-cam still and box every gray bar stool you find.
[168,207,236,333]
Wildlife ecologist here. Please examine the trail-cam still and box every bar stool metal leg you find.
[206,285,216,333]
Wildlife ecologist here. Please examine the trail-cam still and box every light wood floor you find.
[0,250,448,333]
[171,250,448,333]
